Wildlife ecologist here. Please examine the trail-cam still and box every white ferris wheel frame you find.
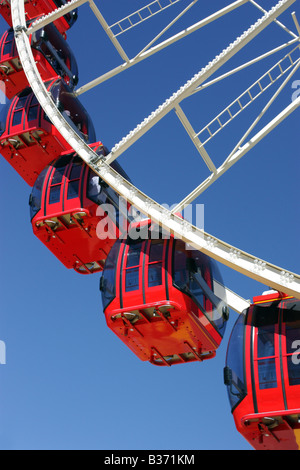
[10,0,300,312]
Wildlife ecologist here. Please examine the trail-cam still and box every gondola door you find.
[280,298,300,411]
[45,162,67,216]
[250,299,300,415]
[144,238,169,305]
[121,240,146,310]
[250,304,285,415]
[63,157,86,213]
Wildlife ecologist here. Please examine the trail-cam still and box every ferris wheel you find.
[9,0,300,309]
[1,0,300,450]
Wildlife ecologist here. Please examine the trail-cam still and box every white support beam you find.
[75,0,249,95]
[291,11,300,36]
[195,45,300,147]
[109,0,183,37]
[192,38,300,94]
[87,0,130,63]
[105,0,297,164]
[250,0,299,38]
[174,104,217,173]
[172,95,300,212]
[226,57,300,161]
[134,0,199,59]
[214,281,251,314]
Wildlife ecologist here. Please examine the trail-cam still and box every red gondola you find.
[0,77,96,185]
[0,0,78,36]
[100,220,229,366]
[0,20,78,98]
[29,143,131,274]
[224,290,300,450]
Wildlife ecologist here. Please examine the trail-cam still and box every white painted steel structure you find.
[10,0,300,312]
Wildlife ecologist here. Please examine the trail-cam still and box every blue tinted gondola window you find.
[257,324,277,390]
[28,96,39,122]
[51,80,96,144]
[125,243,142,292]
[125,268,139,292]
[173,239,210,307]
[69,161,81,180]
[225,313,247,410]
[258,359,277,390]
[173,240,189,291]
[28,106,38,122]
[15,95,28,110]
[257,325,275,358]
[189,278,205,310]
[12,110,23,126]
[49,165,66,204]
[49,185,61,204]
[12,94,28,126]
[3,31,14,55]
[287,356,300,386]
[101,240,121,310]
[190,251,214,312]
[148,240,164,287]
[173,239,227,336]
[283,302,300,386]
[0,99,11,136]
[52,165,66,184]
[67,161,82,199]
[252,305,278,390]
[103,186,122,229]
[67,180,79,199]
[29,166,49,220]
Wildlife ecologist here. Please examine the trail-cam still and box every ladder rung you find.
[109,0,182,37]
[195,46,300,145]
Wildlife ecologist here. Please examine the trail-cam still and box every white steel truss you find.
[172,55,300,211]
[25,0,298,96]
[11,0,300,312]
[27,0,250,95]
[75,0,249,94]
[195,45,300,148]
[103,1,299,164]
[108,0,184,37]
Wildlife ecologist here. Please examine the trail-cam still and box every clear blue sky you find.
[0,0,299,450]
